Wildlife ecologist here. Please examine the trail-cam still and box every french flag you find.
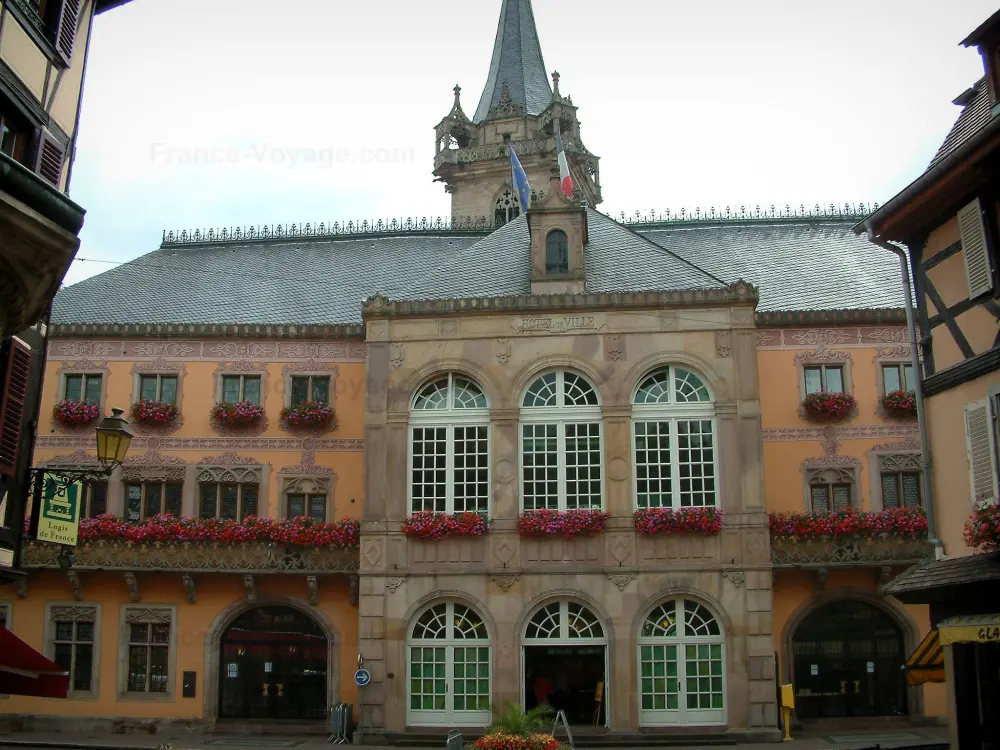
[556,129,574,198]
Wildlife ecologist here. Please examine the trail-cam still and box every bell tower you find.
[432,0,602,225]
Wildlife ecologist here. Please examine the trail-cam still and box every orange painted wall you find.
[1,572,358,718]
[773,571,946,718]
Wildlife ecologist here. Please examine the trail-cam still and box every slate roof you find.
[51,211,725,326]
[884,551,1000,598]
[473,0,552,124]
[633,221,906,312]
[927,77,993,169]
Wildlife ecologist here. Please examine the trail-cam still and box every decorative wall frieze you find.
[880,453,922,472]
[871,438,921,452]
[753,325,908,349]
[122,450,186,483]
[199,452,260,466]
[50,605,97,622]
[41,449,100,467]
[762,424,919,442]
[56,358,109,374]
[279,450,335,477]
[874,345,912,360]
[802,455,862,468]
[130,357,186,375]
[125,608,172,624]
[35,435,365,452]
[793,347,852,363]
[48,337,368,360]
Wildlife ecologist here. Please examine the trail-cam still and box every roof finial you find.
[551,71,561,98]
[453,84,462,107]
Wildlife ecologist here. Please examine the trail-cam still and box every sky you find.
[63,0,998,286]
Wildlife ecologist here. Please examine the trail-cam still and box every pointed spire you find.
[474,0,552,124]
[551,70,560,99]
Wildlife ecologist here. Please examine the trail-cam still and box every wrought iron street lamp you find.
[94,408,133,474]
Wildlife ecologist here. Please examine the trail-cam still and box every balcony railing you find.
[770,535,935,568]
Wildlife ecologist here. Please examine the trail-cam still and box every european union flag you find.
[509,145,531,215]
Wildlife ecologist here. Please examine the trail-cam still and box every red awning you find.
[0,627,69,698]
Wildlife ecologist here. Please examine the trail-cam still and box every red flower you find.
[280,401,336,429]
[53,399,100,426]
[401,511,491,540]
[517,509,610,538]
[52,514,361,548]
[769,507,928,541]
[802,391,856,422]
[880,390,917,417]
[473,734,559,750]
[130,399,179,425]
[633,506,723,536]
[211,401,265,427]
[964,503,1000,552]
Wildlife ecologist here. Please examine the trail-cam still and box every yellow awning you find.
[903,628,945,686]
[938,614,1000,646]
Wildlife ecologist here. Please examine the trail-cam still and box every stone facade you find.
[358,289,779,738]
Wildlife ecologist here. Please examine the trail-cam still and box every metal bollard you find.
[446,730,463,750]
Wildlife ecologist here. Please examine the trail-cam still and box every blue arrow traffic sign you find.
[355,668,371,687]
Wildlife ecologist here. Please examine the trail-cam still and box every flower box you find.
[280,401,335,429]
[634,506,723,536]
[53,399,100,426]
[964,502,1000,552]
[73,514,360,548]
[517,509,610,538]
[211,401,265,427]
[474,733,561,750]
[769,507,928,540]
[802,391,856,422]
[130,399,179,425]
[879,389,917,417]
[401,511,490,540]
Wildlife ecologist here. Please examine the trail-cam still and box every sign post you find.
[780,684,795,742]
[36,474,83,546]
[552,709,575,750]
[354,654,370,745]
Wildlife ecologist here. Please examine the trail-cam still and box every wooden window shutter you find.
[0,337,32,477]
[965,400,999,504]
[54,0,82,65]
[34,131,65,188]
[957,198,993,298]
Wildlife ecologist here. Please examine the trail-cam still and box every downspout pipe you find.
[863,222,943,554]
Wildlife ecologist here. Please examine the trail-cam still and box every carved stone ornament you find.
[872,438,921,452]
[244,574,257,602]
[384,576,406,594]
[756,331,780,348]
[495,339,511,365]
[605,334,624,362]
[390,343,405,369]
[280,450,335,477]
[42,450,100,468]
[491,574,520,592]
[607,573,636,592]
[874,345,912,360]
[181,574,197,604]
[200,452,261,466]
[803,455,862,468]
[787,329,857,347]
[124,608,172,624]
[349,574,359,606]
[306,575,319,605]
[722,570,746,588]
[55,342,116,359]
[814,567,828,595]
[197,463,262,485]
[880,453,922,472]
[715,330,732,358]
[50,605,97,622]
[122,450,186,482]
[15,578,27,598]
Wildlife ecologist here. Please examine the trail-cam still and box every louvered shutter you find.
[0,337,32,477]
[957,198,994,298]
[53,0,81,65]
[965,400,999,504]
[33,131,65,188]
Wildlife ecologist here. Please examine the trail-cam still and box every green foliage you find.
[487,702,555,737]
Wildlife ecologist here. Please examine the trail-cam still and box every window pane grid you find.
[565,422,602,510]
[677,420,716,508]
[684,643,724,710]
[127,482,183,520]
[453,426,489,513]
[127,622,170,693]
[804,365,844,395]
[409,646,447,711]
[411,427,447,513]
[452,647,490,711]
[522,424,558,510]
[53,620,95,693]
[635,421,671,509]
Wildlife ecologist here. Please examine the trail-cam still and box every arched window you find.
[520,371,602,511]
[410,374,490,514]
[545,230,569,274]
[632,367,717,509]
[494,188,520,226]
[407,602,491,726]
[638,598,725,726]
[524,601,605,642]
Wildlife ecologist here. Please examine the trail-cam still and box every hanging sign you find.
[36,475,83,546]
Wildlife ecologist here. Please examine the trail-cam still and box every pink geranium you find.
[401,511,490,540]
[517,509,610,538]
[634,506,723,535]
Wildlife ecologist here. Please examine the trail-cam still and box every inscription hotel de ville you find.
[510,315,607,334]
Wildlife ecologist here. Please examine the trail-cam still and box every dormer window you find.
[495,188,520,226]
[546,230,569,274]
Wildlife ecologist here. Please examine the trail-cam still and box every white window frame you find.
[406,602,492,728]
[637,599,726,727]
[44,603,101,700]
[409,374,491,515]
[631,368,718,511]
[519,371,604,512]
[117,605,177,701]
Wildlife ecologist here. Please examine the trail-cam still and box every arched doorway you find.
[219,605,327,720]
[792,599,907,719]
[522,600,608,726]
